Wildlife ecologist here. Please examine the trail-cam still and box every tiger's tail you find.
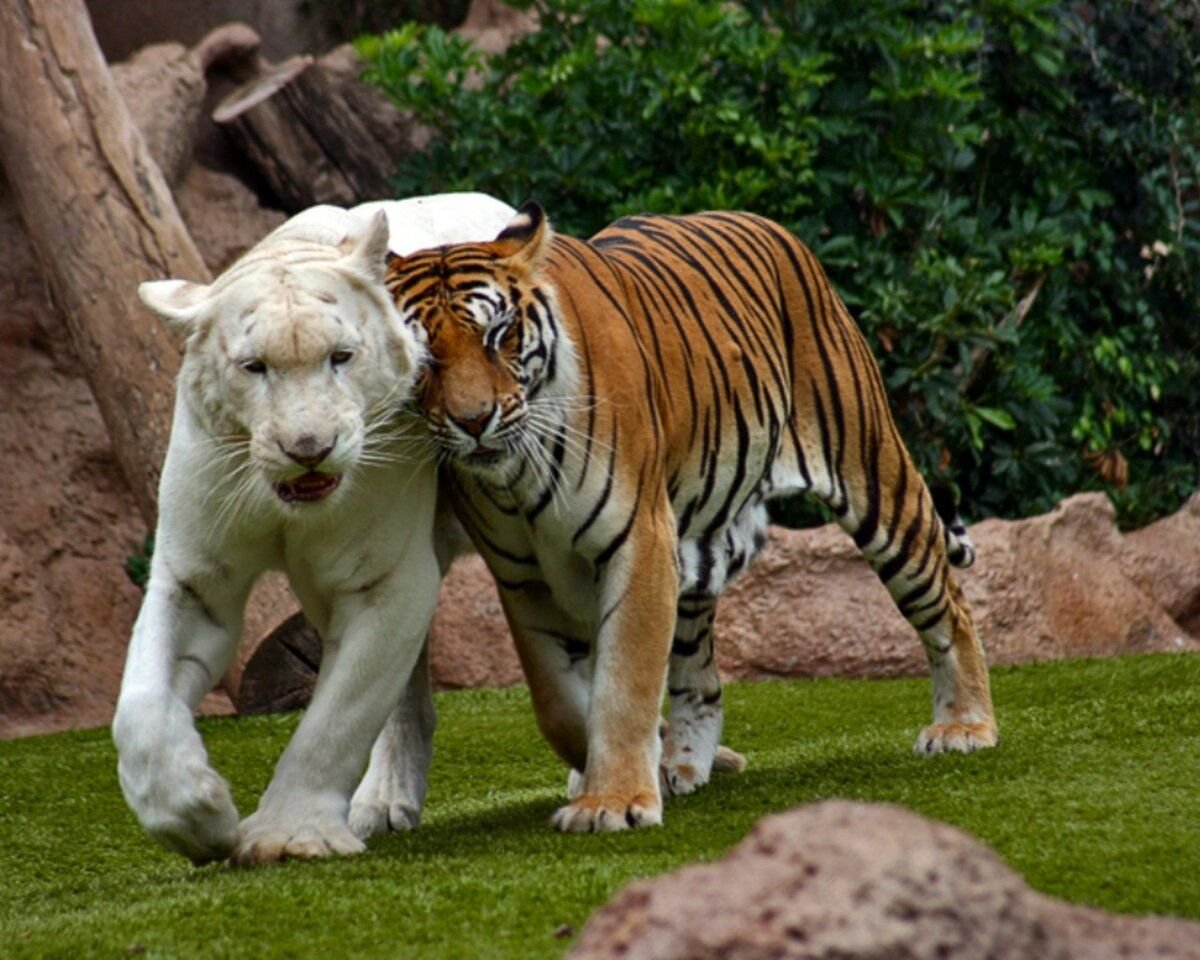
[930,483,976,569]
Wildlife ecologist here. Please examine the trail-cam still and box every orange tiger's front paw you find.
[551,791,662,833]
[915,720,998,755]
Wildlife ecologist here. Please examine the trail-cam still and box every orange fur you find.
[386,203,997,831]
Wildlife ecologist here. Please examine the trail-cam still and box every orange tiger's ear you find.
[489,200,550,270]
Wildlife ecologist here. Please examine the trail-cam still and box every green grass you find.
[2,653,1198,959]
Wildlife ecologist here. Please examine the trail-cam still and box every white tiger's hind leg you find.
[349,643,437,838]
[662,594,746,796]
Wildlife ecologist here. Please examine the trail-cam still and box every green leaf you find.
[974,406,1017,431]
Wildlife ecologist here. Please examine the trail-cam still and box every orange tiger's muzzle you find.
[422,319,523,457]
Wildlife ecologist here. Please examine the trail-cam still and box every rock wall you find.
[87,0,330,65]
[427,492,1200,690]
[0,30,284,738]
[0,176,147,737]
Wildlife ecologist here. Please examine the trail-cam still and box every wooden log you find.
[213,54,398,212]
[233,610,323,715]
[0,0,206,525]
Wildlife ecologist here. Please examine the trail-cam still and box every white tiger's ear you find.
[490,200,550,270]
[138,278,213,333]
[342,209,392,285]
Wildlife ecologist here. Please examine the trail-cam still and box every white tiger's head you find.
[140,210,422,509]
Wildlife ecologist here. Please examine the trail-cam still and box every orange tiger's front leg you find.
[551,513,677,833]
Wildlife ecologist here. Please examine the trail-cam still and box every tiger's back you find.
[582,211,976,585]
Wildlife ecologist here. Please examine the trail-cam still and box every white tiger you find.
[112,193,516,866]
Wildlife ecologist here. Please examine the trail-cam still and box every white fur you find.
[113,194,516,865]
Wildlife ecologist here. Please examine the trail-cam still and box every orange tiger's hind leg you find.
[663,594,723,796]
[663,593,747,796]
[831,480,998,754]
[912,575,997,753]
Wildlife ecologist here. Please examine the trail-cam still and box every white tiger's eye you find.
[240,358,268,375]
[330,349,354,368]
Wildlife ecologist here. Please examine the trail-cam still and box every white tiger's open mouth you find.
[274,472,343,503]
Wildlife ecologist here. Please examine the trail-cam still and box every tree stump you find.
[233,611,323,715]
[213,55,399,212]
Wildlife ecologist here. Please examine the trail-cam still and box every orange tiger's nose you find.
[448,408,495,438]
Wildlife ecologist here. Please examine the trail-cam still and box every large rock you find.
[1122,492,1200,637]
[429,555,524,690]
[566,800,1200,960]
[717,492,1200,680]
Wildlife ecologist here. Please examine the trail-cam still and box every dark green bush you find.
[359,0,1199,528]
[301,0,470,39]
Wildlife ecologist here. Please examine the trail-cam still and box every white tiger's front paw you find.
[348,797,421,839]
[114,698,240,865]
[232,804,366,867]
[130,762,239,865]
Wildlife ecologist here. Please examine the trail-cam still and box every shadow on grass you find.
[374,794,564,857]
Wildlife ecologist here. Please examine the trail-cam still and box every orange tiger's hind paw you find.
[915,721,999,755]
[551,791,662,833]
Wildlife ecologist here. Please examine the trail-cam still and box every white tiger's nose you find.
[281,434,336,468]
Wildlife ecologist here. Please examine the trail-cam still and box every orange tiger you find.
[385,202,997,832]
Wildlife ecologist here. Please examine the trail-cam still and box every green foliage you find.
[359,0,1199,527]
[2,656,1199,957]
[125,534,153,591]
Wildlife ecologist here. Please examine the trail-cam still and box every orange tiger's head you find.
[385,201,570,473]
